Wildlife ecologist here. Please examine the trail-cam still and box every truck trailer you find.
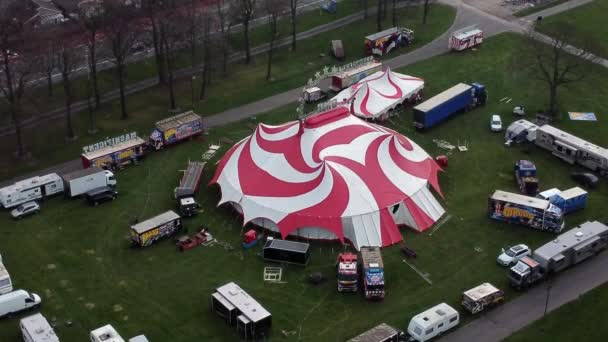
[448,25,483,51]
[461,282,504,314]
[508,221,608,289]
[0,174,64,208]
[174,161,205,217]
[61,167,116,198]
[534,124,608,175]
[488,190,564,233]
[550,187,587,215]
[81,134,147,170]
[359,247,385,300]
[149,111,204,150]
[262,238,311,266]
[413,82,486,129]
[20,313,59,342]
[364,27,414,56]
[130,210,182,247]
[329,60,383,92]
[348,323,402,342]
[336,252,358,292]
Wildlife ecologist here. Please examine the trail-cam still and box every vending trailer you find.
[130,210,182,247]
[149,111,204,150]
[449,25,483,51]
[329,60,383,91]
[488,190,564,233]
[81,134,147,169]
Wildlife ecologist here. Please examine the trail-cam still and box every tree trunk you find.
[152,20,167,85]
[377,0,383,31]
[548,85,558,116]
[392,0,397,27]
[362,0,368,19]
[291,2,297,51]
[46,70,53,97]
[63,71,75,139]
[2,52,25,157]
[383,0,388,19]
[267,22,275,81]
[117,62,128,119]
[89,31,100,109]
[423,0,430,24]
[86,76,96,134]
[244,19,251,63]
[167,51,176,110]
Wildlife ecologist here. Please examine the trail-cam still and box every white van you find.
[0,290,42,319]
[20,313,59,342]
[0,259,13,295]
[490,114,503,132]
[90,324,125,342]
[407,303,459,341]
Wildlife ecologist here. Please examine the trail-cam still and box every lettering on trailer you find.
[499,205,535,221]
[83,132,138,154]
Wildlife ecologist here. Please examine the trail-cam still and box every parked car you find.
[490,114,503,132]
[571,172,599,189]
[10,202,40,220]
[497,244,531,266]
[85,187,118,206]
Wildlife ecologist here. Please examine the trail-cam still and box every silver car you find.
[497,244,531,266]
[10,201,40,220]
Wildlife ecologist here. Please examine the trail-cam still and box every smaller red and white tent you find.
[332,67,424,120]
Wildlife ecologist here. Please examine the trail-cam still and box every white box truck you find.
[20,313,59,342]
[0,289,42,319]
[0,257,12,295]
[90,324,125,342]
[61,167,116,198]
[0,174,64,208]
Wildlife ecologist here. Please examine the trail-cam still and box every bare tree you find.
[422,0,435,24]
[392,0,400,27]
[159,1,190,110]
[39,39,57,97]
[361,0,369,19]
[142,0,167,85]
[199,10,213,100]
[231,0,257,64]
[215,0,232,75]
[103,0,140,120]
[289,0,299,51]
[55,26,83,140]
[78,3,104,109]
[0,0,38,158]
[264,0,286,81]
[377,0,383,31]
[522,23,597,117]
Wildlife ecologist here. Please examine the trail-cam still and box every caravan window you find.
[425,328,434,335]
[449,316,458,323]
[413,326,422,335]
[438,323,444,328]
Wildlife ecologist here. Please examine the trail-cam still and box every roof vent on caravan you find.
[575,231,584,238]
[436,309,446,316]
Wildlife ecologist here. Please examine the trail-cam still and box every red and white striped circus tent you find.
[332,67,424,120]
[210,106,445,250]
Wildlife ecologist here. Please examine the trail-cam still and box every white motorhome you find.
[0,258,12,295]
[0,290,42,319]
[20,313,59,342]
[535,125,608,174]
[407,303,459,342]
[0,174,64,208]
[90,324,125,342]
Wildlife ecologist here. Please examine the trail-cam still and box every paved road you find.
[441,250,608,342]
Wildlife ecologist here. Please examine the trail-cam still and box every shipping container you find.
[413,83,486,129]
[262,238,310,266]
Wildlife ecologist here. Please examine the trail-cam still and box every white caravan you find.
[0,290,42,318]
[0,258,12,295]
[90,324,125,342]
[20,313,59,342]
[128,336,149,342]
[535,125,608,174]
[0,174,64,208]
[407,303,459,341]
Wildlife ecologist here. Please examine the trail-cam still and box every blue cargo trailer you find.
[550,187,587,215]
[413,82,486,129]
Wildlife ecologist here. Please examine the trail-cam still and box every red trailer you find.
[449,25,483,51]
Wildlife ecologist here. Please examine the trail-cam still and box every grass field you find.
[535,0,608,58]
[0,4,456,181]
[1,32,608,341]
[506,283,608,341]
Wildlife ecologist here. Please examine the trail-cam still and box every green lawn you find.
[1,32,608,341]
[0,4,455,181]
[506,283,608,341]
[536,0,608,58]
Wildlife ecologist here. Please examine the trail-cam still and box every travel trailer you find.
[0,174,64,208]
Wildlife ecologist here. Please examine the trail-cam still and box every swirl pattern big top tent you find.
[210,107,445,250]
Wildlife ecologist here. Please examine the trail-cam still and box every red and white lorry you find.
[336,252,358,292]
